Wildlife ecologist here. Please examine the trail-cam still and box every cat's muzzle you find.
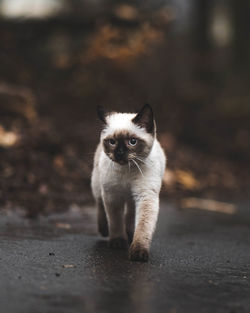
[114,156,128,165]
[114,149,128,165]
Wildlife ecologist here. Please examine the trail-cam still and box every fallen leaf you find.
[62,264,76,269]
[176,170,200,190]
[55,223,71,229]
[0,126,18,147]
[180,198,237,215]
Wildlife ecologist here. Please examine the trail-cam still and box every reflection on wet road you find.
[0,202,250,313]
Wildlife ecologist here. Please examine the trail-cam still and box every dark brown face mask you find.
[99,104,155,165]
[103,134,153,166]
[114,139,128,164]
[103,135,130,165]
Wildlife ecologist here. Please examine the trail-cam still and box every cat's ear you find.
[97,105,107,124]
[132,103,154,133]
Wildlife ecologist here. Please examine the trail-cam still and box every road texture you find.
[0,202,250,313]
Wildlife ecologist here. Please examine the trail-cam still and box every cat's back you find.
[93,143,102,167]
[150,138,166,177]
[91,143,103,199]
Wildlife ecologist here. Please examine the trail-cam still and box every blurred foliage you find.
[83,23,163,66]
[0,0,249,216]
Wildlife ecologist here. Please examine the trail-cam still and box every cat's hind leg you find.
[91,166,108,237]
[103,193,127,249]
[97,198,109,237]
[125,197,135,244]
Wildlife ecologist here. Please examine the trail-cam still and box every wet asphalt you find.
[0,202,250,313]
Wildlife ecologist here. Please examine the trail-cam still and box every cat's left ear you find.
[97,105,107,124]
[132,103,155,133]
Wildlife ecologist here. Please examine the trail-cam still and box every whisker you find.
[137,154,151,161]
[128,160,131,173]
[132,159,144,177]
[135,157,148,165]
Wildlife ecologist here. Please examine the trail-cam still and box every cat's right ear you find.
[97,105,107,124]
[132,103,154,133]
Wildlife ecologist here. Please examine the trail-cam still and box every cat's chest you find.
[101,166,137,192]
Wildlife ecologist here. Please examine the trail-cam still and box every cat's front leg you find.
[125,196,136,244]
[129,191,159,262]
[102,191,127,249]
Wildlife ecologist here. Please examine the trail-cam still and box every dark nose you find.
[115,148,125,160]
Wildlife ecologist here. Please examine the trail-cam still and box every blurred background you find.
[0,0,249,217]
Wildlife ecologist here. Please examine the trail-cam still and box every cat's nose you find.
[117,148,125,157]
[115,148,126,160]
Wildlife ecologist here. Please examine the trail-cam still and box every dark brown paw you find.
[129,244,149,262]
[109,237,128,249]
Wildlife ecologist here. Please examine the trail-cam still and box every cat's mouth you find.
[107,152,129,165]
[114,159,128,165]
[109,155,128,165]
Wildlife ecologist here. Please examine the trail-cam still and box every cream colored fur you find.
[91,112,166,261]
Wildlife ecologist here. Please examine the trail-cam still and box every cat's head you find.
[97,104,155,165]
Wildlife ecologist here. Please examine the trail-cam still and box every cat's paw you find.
[109,237,128,249]
[129,244,149,262]
[98,223,109,237]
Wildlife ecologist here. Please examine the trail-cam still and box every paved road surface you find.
[0,202,250,313]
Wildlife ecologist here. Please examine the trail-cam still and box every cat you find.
[91,104,166,262]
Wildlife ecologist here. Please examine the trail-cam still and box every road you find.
[0,201,250,313]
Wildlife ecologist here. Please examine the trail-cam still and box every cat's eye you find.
[128,138,137,146]
[109,139,116,146]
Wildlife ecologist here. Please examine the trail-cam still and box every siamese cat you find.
[91,104,166,262]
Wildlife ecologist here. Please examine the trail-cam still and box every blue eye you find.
[109,139,116,146]
[129,138,137,146]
